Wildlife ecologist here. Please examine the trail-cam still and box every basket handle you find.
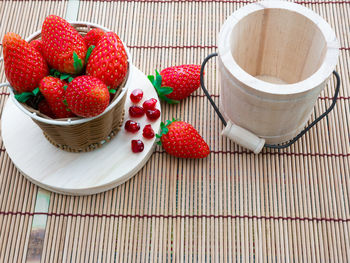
[200,52,341,153]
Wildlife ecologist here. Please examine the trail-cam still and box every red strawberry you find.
[65,75,110,117]
[157,119,210,159]
[148,65,201,103]
[38,99,56,118]
[41,15,87,74]
[29,39,43,54]
[39,76,75,118]
[86,32,128,89]
[2,32,49,93]
[84,28,105,48]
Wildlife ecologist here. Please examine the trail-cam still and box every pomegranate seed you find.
[146,109,160,120]
[143,98,157,110]
[124,120,140,133]
[130,89,143,103]
[131,140,144,153]
[143,124,155,139]
[129,106,145,117]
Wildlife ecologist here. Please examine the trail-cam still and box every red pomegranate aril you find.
[143,98,157,110]
[146,109,160,120]
[124,120,140,133]
[129,105,145,117]
[143,124,155,139]
[130,89,143,103]
[131,140,144,153]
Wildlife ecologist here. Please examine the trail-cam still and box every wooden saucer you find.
[1,66,161,195]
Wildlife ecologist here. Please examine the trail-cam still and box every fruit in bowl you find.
[2,15,131,152]
[2,15,129,120]
[41,15,87,75]
[2,33,49,93]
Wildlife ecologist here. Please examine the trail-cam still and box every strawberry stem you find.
[148,70,179,104]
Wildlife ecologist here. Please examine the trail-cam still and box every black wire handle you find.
[200,52,341,150]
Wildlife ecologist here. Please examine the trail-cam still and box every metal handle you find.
[200,52,341,150]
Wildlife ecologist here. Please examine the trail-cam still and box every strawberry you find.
[148,65,201,103]
[65,75,110,117]
[41,15,87,74]
[29,39,43,54]
[84,28,105,48]
[39,76,75,118]
[86,32,128,89]
[157,119,210,159]
[38,99,56,119]
[2,32,49,93]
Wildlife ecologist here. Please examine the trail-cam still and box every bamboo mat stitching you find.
[44,0,350,4]
[1,211,350,222]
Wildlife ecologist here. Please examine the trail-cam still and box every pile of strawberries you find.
[3,14,210,159]
[2,15,128,118]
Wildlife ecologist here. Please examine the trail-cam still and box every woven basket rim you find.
[7,21,133,126]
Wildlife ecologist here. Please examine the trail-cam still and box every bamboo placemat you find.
[0,0,350,262]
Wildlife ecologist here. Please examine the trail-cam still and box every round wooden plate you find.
[1,66,161,195]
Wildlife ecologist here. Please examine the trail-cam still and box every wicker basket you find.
[7,22,133,152]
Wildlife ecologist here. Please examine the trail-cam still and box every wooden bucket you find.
[216,1,339,152]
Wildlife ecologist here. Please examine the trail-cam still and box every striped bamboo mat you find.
[1,0,350,262]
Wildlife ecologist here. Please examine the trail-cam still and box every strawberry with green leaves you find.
[41,15,87,74]
[148,65,201,104]
[86,32,128,89]
[157,119,210,159]
[65,75,110,117]
[39,76,75,119]
[2,32,49,93]
[84,28,105,48]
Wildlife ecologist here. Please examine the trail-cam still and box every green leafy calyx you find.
[73,51,83,73]
[15,92,34,103]
[156,118,179,145]
[108,86,116,94]
[32,87,40,96]
[50,68,61,78]
[85,45,95,64]
[14,88,41,103]
[50,69,74,83]
[148,70,179,104]
[62,99,71,111]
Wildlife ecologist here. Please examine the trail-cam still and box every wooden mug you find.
[201,1,340,153]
